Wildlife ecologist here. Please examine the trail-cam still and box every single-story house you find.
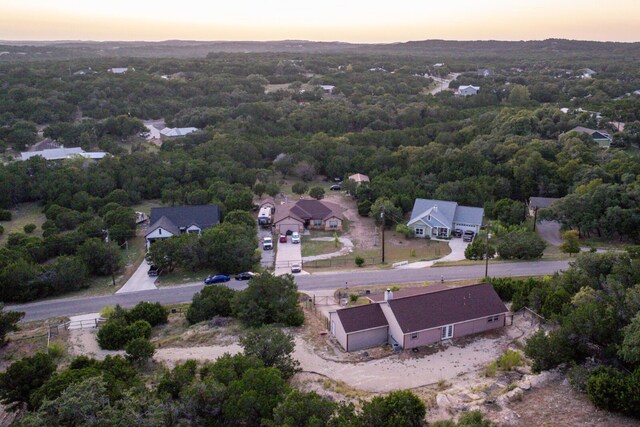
[407,198,484,239]
[564,126,612,148]
[29,138,61,152]
[477,69,494,77]
[159,127,198,138]
[528,197,559,218]
[329,283,509,352]
[108,67,133,74]
[73,68,97,76]
[457,85,480,96]
[348,173,370,184]
[320,85,336,95]
[273,199,343,234]
[579,68,597,79]
[20,146,108,161]
[145,205,220,249]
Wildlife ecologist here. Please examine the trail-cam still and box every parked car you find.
[285,229,294,236]
[204,274,230,284]
[453,229,463,238]
[330,184,342,191]
[291,231,300,244]
[291,263,302,273]
[262,237,273,250]
[147,265,160,276]
[235,272,255,281]
[279,234,287,243]
[463,230,475,242]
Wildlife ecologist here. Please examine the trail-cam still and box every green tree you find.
[0,352,56,410]
[359,390,426,427]
[178,377,227,425]
[0,304,24,346]
[272,390,337,427]
[233,273,304,327]
[202,222,259,273]
[619,313,640,364]
[465,237,495,260]
[201,353,264,386]
[507,84,531,106]
[186,284,237,324]
[240,326,300,379]
[369,197,402,228]
[309,187,325,200]
[157,360,198,399]
[225,209,257,229]
[125,338,155,366]
[125,301,168,327]
[496,230,546,259]
[560,230,581,257]
[78,238,123,277]
[253,182,266,198]
[291,182,308,195]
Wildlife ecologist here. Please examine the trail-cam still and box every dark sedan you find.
[204,274,230,284]
[235,272,255,281]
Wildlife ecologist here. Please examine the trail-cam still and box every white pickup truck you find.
[262,237,273,250]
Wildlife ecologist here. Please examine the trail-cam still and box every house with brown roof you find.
[273,199,343,234]
[328,283,509,352]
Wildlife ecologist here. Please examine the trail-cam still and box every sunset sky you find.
[0,0,638,43]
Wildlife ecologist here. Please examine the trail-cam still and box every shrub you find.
[23,223,37,234]
[47,342,66,359]
[125,338,155,365]
[97,319,129,350]
[308,187,325,200]
[0,352,56,410]
[357,200,372,217]
[125,302,168,326]
[484,361,497,377]
[99,305,116,318]
[498,349,521,371]
[395,224,413,239]
[349,294,359,302]
[0,209,11,221]
[496,230,546,259]
[291,183,308,195]
[586,366,627,413]
[465,237,495,260]
[126,320,152,342]
[355,256,365,267]
[0,225,3,235]
[187,284,237,324]
[157,360,198,399]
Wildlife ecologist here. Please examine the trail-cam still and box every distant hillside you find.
[0,39,638,62]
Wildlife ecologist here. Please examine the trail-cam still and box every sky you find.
[0,0,638,43]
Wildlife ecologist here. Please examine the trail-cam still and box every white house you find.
[145,205,220,249]
[457,85,480,97]
[407,199,484,239]
[20,146,108,161]
[159,127,198,137]
[108,67,132,74]
[320,85,336,95]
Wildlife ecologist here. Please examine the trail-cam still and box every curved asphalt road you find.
[7,260,571,322]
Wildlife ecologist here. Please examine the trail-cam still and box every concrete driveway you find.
[274,236,303,276]
[116,260,158,294]
[397,237,469,269]
[258,226,275,269]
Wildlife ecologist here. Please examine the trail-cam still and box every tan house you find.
[329,283,509,352]
[273,199,343,234]
[348,173,370,184]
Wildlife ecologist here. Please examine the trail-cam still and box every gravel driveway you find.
[536,220,562,246]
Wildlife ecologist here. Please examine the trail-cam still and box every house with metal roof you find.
[159,127,198,138]
[20,146,108,161]
[329,283,509,352]
[145,205,220,249]
[457,85,480,96]
[407,198,484,239]
[564,126,612,148]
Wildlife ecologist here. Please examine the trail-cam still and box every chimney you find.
[433,205,438,213]
[384,288,393,302]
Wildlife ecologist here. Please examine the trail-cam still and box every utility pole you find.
[532,207,538,232]
[380,208,385,264]
[485,226,491,279]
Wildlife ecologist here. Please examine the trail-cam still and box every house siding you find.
[379,302,404,347]
[322,217,342,231]
[347,326,389,351]
[145,227,174,249]
[275,218,303,234]
[402,314,506,349]
[329,312,348,351]
[410,223,432,238]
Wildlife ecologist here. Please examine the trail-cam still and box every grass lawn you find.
[0,202,46,244]
[156,268,211,287]
[302,237,343,257]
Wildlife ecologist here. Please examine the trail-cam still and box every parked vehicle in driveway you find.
[279,234,287,243]
[235,272,255,281]
[463,230,475,242]
[453,228,463,238]
[262,237,273,250]
[204,274,230,284]
[147,265,160,276]
[330,184,341,191]
[291,232,300,244]
[290,263,302,273]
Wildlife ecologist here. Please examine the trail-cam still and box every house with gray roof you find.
[457,85,480,96]
[329,283,509,352]
[407,198,484,239]
[20,146,108,161]
[564,126,612,148]
[145,205,220,249]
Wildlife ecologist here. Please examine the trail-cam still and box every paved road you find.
[7,260,571,322]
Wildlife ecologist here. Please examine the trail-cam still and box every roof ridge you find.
[384,282,488,303]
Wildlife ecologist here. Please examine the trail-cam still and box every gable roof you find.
[274,199,343,224]
[453,206,485,226]
[529,197,559,210]
[367,284,450,303]
[30,138,61,152]
[459,85,480,91]
[148,205,220,235]
[567,126,612,141]
[335,303,388,334]
[408,198,484,229]
[21,147,84,161]
[387,283,508,334]
[160,127,198,137]
[349,173,370,183]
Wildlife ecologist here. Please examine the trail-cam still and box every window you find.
[410,333,418,340]
[441,324,453,340]
[487,315,500,323]
[313,220,323,226]
[328,220,338,228]
[415,228,424,236]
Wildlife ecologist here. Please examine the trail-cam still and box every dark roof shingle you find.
[387,283,508,333]
[336,304,388,333]
[149,205,220,232]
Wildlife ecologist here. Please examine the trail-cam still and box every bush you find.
[0,209,11,221]
[97,319,129,350]
[291,183,308,195]
[308,187,325,200]
[395,224,413,239]
[47,342,66,360]
[0,225,3,235]
[465,237,495,260]
[484,361,497,377]
[357,200,372,217]
[125,302,168,326]
[125,338,155,365]
[157,360,198,399]
[498,349,521,371]
[496,230,546,259]
[349,294,359,302]
[586,366,628,413]
[0,352,56,410]
[126,320,152,342]
[355,256,365,267]
[187,284,237,324]
[23,223,36,234]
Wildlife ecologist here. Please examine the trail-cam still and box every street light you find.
[484,229,492,278]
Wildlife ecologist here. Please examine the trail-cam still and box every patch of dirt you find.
[505,376,639,426]
[67,328,123,360]
[323,193,377,250]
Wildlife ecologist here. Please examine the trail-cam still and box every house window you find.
[328,220,338,228]
[415,228,424,236]
[158,229,162,235]
[488,315,500,323]
[427,215,431,221]
[313,220,323,226]
[441,324,454,340]
[410,332,418,340]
